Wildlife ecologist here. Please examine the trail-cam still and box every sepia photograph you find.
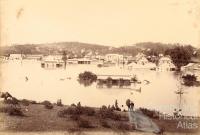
[0,0,200,135]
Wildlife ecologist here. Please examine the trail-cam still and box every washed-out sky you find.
[0,0,200,47]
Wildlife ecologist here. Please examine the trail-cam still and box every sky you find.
[0,0,200,47]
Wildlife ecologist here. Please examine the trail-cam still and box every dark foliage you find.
[182,74,199,86]
[0,105,24,116]
[78,71,97,86]
[114,122,131,131]
[165,45,193,70]
[77,118,93,128]
[41,100,53,109]
[139,108,160,119]
[58,105,95,117]
[100,119,110,128]
[98,105,121,120]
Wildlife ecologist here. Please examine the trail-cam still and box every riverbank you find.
[0,101,199,134]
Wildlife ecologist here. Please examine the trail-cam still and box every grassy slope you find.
[0,102,199,133]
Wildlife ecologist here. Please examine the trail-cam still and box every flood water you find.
[0,60,200,116]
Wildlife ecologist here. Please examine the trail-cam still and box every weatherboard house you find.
[41,55,64,69]
[157,56,176,71]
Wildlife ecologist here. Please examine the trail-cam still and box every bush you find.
[56,99,63,106]
[182,74,198,86]
[98,105,121,120]
[58,106,95,117]
[8,106,24,116]
[41,100,53,109]
[3,97,19,105]
[58,106,81,117]
[20,99,30,106]
[70,114,80,121]
[139,108,159,119]
[100,119,110,128]
[77,118,93,128]
[114,122,131,131]
[82,107,95,116]
[0,105,24,116]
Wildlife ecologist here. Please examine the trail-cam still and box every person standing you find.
[126,99,131,111]
[130,102,134,111]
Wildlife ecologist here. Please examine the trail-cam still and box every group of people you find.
[126,99,134,111]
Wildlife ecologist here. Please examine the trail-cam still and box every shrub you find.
[56,99,63,106]
[77,118,93,128]
[182,74,198,86]
[114,122,131,131]
[100,119,110,128]
[82,107,95,116]
[98,105,121,120]
[0,105,24,116]
[8,106,24,116]
[3,97,19,105]
[20,99,30,106]
[41,100,53,109]
[58,106,81,117]
[58,106,95,117]
[70,114,80,121]
[139,108,159,119]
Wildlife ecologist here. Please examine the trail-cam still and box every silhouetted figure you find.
[126,99,131,111]
[130,102,134,111]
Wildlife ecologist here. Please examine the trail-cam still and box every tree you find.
[165,46,193,70]
[62,51,67,69]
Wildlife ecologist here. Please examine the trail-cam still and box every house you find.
[127,62,156,70]
[77,58,91,64]
[9,54,24,60]
[136,56,149,65]
[67,59,78,64]
[25,54,43,60]
[105,54,124,64]
[181,63,200,72]
[41,55,64,69]
[157,56,176,71]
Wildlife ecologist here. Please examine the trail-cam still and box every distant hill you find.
[0,42,197,57]
[0,42,111,56]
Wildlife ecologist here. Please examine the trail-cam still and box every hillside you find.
[0,42,198,57]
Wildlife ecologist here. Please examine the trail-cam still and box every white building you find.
[9,54,24,60]
[157,56,176,71]
[136,56,149,65]
[105,54,123,64]
[25,54,43,60]
[181,63,200,72]
[41,55,64,69]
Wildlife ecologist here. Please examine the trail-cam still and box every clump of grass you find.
[3,97,19,105]
[41,100,53,109]
[98,105,121,120]
[77,118,93,128]
[100,119,110,128]
[70,114,81,121]
[139,108,160,119]
[20,99,30,106]
[56,99,63,106]
[0,105,24,116]
[114,122,131,131]
[58,102,95,117]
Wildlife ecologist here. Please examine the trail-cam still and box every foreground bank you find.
[0,100,199,134]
